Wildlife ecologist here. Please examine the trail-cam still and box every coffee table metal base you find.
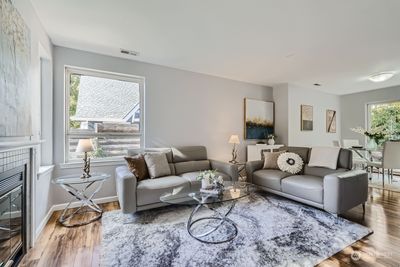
[187,200,238,244]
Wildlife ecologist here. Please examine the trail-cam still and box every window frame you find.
[64,66,145,163]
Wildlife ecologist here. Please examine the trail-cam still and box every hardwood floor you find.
[20,188,400,267]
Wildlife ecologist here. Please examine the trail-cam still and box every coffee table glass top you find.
[160,181,256,205]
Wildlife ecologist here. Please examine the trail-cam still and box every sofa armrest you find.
[245,160,264,183]
[209,160,239,181]
[323,170,368,214]
[115,166,138,214]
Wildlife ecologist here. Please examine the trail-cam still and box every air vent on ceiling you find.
[120,49,139,56]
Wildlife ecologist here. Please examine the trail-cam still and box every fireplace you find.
[0,149,30,267]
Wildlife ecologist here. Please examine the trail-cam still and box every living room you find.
[1,0,399,266]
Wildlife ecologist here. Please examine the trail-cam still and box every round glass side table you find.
[52,173,110,227]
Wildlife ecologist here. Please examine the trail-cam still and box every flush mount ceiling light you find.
[368,71,395,82]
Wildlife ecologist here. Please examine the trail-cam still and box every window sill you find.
[38,165,55,176]
[59,158,126,169]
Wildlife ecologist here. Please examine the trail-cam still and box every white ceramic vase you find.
[201,178,211,189]
[267,138,275,145]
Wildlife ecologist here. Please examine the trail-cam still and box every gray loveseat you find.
[116,146,238,214]
[246,146,368,215]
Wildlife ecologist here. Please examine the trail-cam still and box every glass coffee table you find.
[160,181,256,244]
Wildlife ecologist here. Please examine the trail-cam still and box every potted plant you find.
[350,126,387,149]
[196,170,224,193]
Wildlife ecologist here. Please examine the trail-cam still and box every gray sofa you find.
[116,146,239,214]
[246,146,368,215]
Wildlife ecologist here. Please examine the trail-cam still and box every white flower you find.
[217,176,224,184]
[277,152,304,174]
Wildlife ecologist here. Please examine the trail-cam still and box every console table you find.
[247,144,284,161]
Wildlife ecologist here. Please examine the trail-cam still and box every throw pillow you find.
[144,153,171,178]
[124,155,149,181]
[277,152,304,174]
[308,146,340,170]
[262,151,286,169]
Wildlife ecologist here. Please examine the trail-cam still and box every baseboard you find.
[51,195,119,211]
[35,206,55,241]
[33,196,118,243]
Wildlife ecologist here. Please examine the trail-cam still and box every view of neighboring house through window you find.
[367,100,400,145]
[66,67,144,162]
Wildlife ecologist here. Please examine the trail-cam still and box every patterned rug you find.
[101,192,372,267]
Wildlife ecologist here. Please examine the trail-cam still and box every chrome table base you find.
[58,180,105,227]
[187,200,238,244]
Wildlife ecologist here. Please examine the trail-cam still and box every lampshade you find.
[76,139,94,153]
[228,135,240,144]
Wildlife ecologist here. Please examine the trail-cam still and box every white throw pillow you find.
[308,147,340,170]
[277,152,304,174]
[144,153,171,178]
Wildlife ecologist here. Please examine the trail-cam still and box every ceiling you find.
[31,0,400,95]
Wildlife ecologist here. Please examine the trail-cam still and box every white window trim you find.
[64,66,145,163]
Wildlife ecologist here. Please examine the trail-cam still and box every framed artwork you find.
[301,105,313,131]
[0,0,32,137]
[326,109,337,133]
[244,98,274,139]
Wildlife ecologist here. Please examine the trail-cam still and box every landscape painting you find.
[0,0,32,137]
[326,109,337,133]
[301,105,313,131]
[244,99,274,139]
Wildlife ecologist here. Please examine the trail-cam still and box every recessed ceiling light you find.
[368,71,395,82]
[313,83,321,86]
[120,49,139,56]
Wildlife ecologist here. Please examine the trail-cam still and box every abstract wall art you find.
[301,105,313,131]
[244,98,274,139]
[326,109,337,133]
[0,0,32,137]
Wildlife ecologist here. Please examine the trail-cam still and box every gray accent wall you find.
[52,46,272,204]
[340,85,400,145]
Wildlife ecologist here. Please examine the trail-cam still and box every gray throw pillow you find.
[262,151,286,169]
[144,153,171,178]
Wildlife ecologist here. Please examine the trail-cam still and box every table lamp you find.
[228,135,240,163]
[76,139,94,179]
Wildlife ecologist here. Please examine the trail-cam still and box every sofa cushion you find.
[124,155,149,181]
[128,148,173,163]
[252,169,291,191]
[262,151,285,169]
[281,175,323,204]
[337,148,352,170]
[308,147,341,170]
[174,160,211,175]
[172,146,208,163]
[304,165,347,177]
[136,176,190,206]
[180,171,231,190]
[144,153,171,178]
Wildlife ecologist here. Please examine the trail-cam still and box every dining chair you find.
[368,141,400,187]
[332,140,341,147]
[342,139,360,148]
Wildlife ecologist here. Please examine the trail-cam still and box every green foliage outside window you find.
[370,102,400,141]
[69,74,81,129]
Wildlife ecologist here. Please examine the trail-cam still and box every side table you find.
[52,173,110,227]
[230,162,246,181]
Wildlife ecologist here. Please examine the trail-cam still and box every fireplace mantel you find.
[0,140,43,152]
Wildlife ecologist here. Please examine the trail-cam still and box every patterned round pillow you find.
[277,152,304,174]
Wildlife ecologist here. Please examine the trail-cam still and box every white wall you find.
[341,85,400,145]
[52,46,272,205]
[273,83,341,147]
[13,0,54,240]
[288,85,341,147]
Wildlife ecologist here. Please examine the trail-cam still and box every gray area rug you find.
[101,192,372,267]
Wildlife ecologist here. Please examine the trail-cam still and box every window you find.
[65,67,144,162]
[367,100,400,144]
